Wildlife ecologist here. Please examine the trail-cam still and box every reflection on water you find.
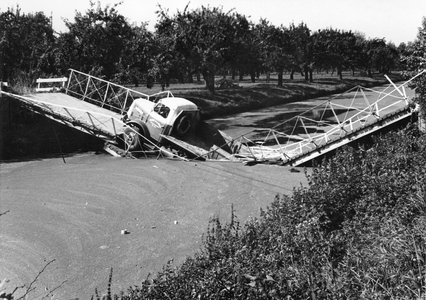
[207,104,354,138]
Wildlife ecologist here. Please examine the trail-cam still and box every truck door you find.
[146,102,170,142]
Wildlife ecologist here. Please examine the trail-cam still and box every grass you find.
[132,72,405,119]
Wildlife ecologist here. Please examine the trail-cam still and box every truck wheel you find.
[175,115,192,136]
[124,125,143,151]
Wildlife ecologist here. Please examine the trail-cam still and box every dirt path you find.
[0,153,307,299]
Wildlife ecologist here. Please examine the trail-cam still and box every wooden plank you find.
[36,77,67,83]
[36,87,61,92]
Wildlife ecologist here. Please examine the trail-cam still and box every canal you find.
[206,83,415,139]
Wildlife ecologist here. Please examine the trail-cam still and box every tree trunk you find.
[202,69,216,94]
[309,69,313,82]
[304,65,309,81]
[338,68,343,80]
[278,69,284,87]
[146,76,154,89]
[250,70,256,83]
[187,70,194,83]
[290,69,295,80]
[132,76,139,87]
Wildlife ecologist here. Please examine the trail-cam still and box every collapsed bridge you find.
[1,69,424,165]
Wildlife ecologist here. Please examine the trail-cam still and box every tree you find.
[55,1,133,80]
[0,7,55,83]
[252,19,274,82]
[359,38,399,76]
[155,5,250,93]
[368,40,399,74]
[224,17,261,83]
[255,21,292,86]
[113,22,155,86]
[312,28,358,80]
[287,22,311,81]
[147,34,175,89]
[404,17,426,131]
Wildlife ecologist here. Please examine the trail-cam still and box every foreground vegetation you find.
[90,123,424,300]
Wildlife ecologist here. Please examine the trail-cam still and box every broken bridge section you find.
[1,91,124,141]
[232,70,425,166]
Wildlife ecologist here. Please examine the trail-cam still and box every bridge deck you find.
[6,92,124,140]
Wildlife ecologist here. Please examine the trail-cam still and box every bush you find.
[101,125,426,299]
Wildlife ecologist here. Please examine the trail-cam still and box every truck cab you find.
[123,97,200,151]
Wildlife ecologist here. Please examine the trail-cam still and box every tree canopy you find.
[155,5,251,93]
[0,6,55,82]
[0,3,423,94]
[55,1,134,79]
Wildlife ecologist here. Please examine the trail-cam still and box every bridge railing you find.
[65,69,174,115]
[228,71,426,163]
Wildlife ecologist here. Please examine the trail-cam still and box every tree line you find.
[0,2,424,94]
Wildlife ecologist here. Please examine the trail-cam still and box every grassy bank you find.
[133,72,405,119]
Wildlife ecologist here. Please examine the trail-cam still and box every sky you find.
[2,0,426,45]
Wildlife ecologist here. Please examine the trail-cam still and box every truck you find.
[120,95,239,160]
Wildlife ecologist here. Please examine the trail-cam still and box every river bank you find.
[138,72,407,119]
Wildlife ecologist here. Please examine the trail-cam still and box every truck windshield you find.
[154,103,170,119]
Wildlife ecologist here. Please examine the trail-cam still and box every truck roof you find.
[160,97,198,111]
